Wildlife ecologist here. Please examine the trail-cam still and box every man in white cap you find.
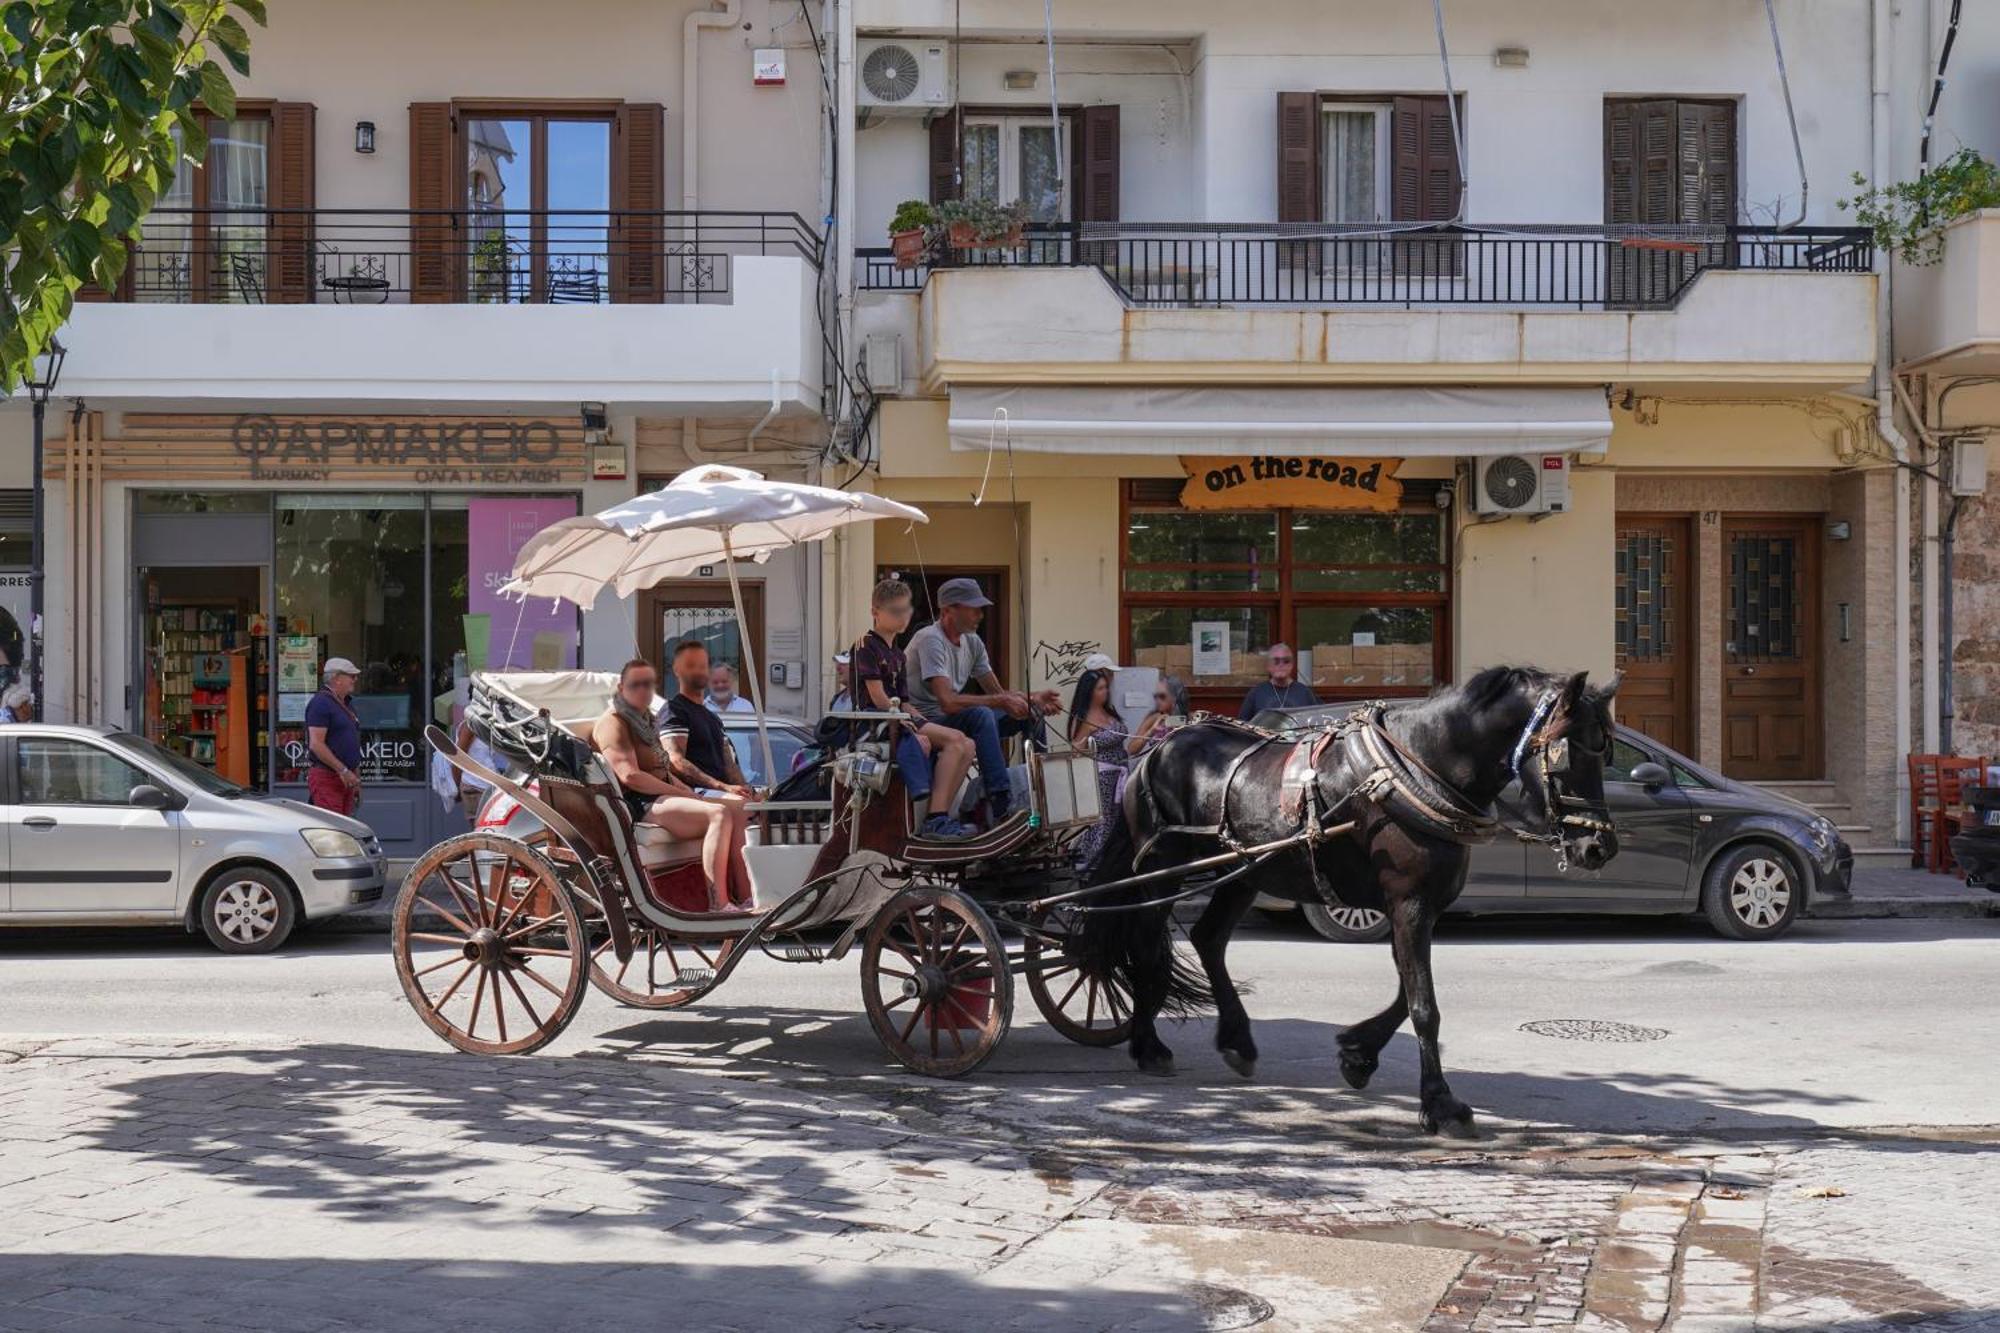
[305,656,364,815]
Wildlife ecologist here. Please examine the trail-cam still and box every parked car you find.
[1249,705,1852,942]
[0,724,385,952]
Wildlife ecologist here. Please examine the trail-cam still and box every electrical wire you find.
[1044,0,1065,206]
[1429,0,1466,223]
[1761,0,1808,228]
[1920,0,1964,174]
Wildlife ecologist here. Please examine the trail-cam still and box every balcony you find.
[59,209,825,410]
[1893,209,2000,374]
[860,221,1876,389]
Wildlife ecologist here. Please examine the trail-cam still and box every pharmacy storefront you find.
[62,412,594,859]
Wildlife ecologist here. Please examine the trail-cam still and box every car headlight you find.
[1806,817,1836,855]
[302,828,366,859]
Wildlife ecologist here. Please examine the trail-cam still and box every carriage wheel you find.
[588,926,738,1008]
[392,832,588,1056]
[860,884,1013,1078]
[1023,906,1134,1048]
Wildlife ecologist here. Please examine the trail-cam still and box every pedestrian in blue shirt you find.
[305,657,364,815]
[1236,643,1319,722]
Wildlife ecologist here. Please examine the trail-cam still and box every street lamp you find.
[25,337,65,713]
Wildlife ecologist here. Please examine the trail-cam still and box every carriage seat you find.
[632,819,703,868]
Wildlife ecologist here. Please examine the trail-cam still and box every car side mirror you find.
[1628,762,1672,790]
[129,783,184,811]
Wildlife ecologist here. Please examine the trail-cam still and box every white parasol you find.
[501,464,927,782]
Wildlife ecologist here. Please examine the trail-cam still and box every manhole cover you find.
[1519,1018,1669,1043]
[1187,1283,1275,1331]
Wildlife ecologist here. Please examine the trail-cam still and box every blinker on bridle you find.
[1505,688,1616,872]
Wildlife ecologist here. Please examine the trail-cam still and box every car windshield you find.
[724,726,809,786]
[104,731,244,797]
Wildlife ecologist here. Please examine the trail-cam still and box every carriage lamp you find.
[354,121,376,154]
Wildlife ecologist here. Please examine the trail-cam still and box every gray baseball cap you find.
[936,576,992,608]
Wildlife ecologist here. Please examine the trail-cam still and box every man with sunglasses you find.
[1236,642,1318,722]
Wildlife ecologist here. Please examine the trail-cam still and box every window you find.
[1604,739,1653,783]
[1322,105,1390,224]
[17,739,151,806]
[964,115,1071,222]
[463,113,613,303]
[1121,484,1449,705]
[135,114,269,303]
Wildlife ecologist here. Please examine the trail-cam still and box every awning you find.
[946,385,1612,457]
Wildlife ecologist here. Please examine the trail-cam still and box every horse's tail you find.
[1069,812,1215,1019]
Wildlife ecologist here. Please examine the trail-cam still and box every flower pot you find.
[890,228,926,268]
[947,221,1026,250]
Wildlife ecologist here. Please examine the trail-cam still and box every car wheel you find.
[198,869,298,954]
[1701,844,1801,941]
[1300,902,1392,943]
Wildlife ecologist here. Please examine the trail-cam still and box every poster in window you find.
[277,636,319,692]
[468,497,579,670]
[1191,621,1231,677]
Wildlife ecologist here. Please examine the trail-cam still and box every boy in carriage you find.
[853,578,976,840]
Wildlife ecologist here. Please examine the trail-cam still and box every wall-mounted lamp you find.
[1494,46,1530,69]
[1828,520,1853,541]
[354,121,376,154]
[1003,69,1038,90]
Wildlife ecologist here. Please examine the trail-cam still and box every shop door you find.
[1613,515,1692,754]
[1720,517,1821,780]
[641,582,766,702]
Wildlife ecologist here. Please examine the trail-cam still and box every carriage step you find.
[670,969,715,988]
[781,944,824,963]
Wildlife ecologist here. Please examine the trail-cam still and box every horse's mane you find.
[1457,665,1562,711]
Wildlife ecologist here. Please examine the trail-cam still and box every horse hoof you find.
[1136,1054,1177,1078]
[1338,1054,1377,1091]
[1420,1108,1481,1140]
[1220,1049,1257,1080]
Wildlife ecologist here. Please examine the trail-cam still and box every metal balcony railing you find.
[92,209,822,305]
[858,221,1872,310]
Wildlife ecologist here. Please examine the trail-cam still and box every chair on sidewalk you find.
[1908,753,1990,873]
[1935,754,1989,876]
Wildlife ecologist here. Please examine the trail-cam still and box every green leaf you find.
[210,13,251,73]
[176,112,207,164]
[232,0,267,24]
[104,181,141,234]
[197,60,234,117]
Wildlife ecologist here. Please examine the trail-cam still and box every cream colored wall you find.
[236,0,823,220]
[1604,398,1871,472]
[1454,469,1615,684]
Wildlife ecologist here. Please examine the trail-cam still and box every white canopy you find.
[502,465,929,610]
[946,385,1613,457]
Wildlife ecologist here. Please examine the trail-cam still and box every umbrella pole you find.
[720,530,778,788]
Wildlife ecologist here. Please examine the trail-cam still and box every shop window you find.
[1120,482,1448,706]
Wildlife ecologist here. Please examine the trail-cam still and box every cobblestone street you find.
[2,1016,1996,1331]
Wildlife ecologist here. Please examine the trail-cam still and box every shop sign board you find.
[1178,455,1405,512]
[231,415,576,484]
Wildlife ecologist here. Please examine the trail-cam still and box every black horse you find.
[1073,666,1619,1138]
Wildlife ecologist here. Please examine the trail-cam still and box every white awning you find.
[946,385,1612,457]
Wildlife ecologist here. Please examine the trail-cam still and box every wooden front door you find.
[1614,515,1693,754]
[1720,517,1821,780]
[639,581,765,694]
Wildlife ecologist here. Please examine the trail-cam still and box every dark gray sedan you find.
[1251,705,1853,942]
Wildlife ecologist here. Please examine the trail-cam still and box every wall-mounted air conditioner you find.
[1473,453,1572,515]
[857,39,953,113]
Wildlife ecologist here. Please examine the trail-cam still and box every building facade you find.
[836,0,1907,856]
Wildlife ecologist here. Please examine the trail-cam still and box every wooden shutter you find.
[1390,95,1461,222]
[1677,100,1737,226]
[928,108,961,204]
[267,102,316,302]
[1276,92,1320,222]
[612,103,666,303]
[1073,104,1120,222]
[408,102,457,302]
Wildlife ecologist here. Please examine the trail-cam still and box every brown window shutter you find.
[928,108,962,205]
[1677,100,1737,226]
[1276,92,1320,222]
[1391,95,1460,221]
[1605,98,1686,304]
[267,102,316,302]
[1072,104,1120,222]
[1603,99,1639,224]
[408,102,457,302]
[612,102,666,303]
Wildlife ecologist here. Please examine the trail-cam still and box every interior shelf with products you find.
[140,569,269,790]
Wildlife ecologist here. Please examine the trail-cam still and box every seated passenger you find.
[854,578,974,839]
[591,657,753,913]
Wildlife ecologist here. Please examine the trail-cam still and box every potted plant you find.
[936,197,1029,250]
[1840,148,2000,265]
[888,200,935,268]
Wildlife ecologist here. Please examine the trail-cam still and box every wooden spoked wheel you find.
[1023,906,1135,1048]
[392,833,588,1056]
[588,926,739,1008]
[860,884,1014,1078]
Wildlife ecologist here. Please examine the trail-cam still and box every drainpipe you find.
[1874,0,1917,837]
[833,0,859,452]
[683,0,743,211]
[745,367,783,450]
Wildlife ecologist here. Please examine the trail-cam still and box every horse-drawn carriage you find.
[392,668,1135,1075]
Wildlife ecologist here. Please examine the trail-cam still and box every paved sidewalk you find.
[3,1037,1997,1331]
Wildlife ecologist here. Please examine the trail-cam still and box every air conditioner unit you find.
[1473,453,1572,516]
[857,38,952,112]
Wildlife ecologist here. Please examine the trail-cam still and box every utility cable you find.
[1430,0,1466,223]
[1762,0,1808,228]
[1920,0,1964,174]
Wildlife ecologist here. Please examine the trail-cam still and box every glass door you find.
[463,113,612,302]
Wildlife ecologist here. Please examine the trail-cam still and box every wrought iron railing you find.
[94,209,822,305]
[857,221,1872,310]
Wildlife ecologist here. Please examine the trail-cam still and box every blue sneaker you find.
[920,813,973,841]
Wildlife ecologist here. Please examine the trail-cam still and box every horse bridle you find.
[1503,688,1616,871]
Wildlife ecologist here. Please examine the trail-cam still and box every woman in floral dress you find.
[1067,667,1131,873]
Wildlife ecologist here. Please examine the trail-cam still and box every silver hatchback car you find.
[0,724,386,952]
